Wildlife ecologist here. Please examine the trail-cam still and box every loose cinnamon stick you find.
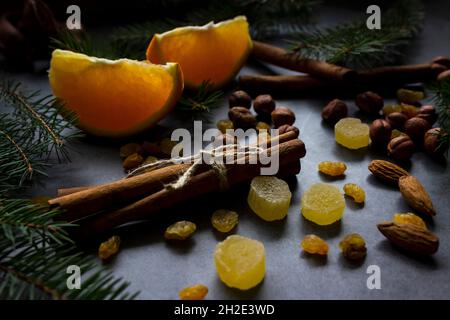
[356,63,447,84]
[239,63,448,97]
[57,186,91,197]
[252,41,356,82]
[50,130,300,221]
[432,56,450,68]
[438,70,450,82]
[74,139,306,238]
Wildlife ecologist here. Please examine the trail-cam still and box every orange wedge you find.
[49,49,183,137]
[146,16,252,89]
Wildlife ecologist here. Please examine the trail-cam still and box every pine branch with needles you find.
[429,78,450,155]
[0,77,136,299]
[288,0,425,69]
[178,81,224,116]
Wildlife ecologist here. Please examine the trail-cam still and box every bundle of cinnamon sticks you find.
[49,131,306,240]
[239,41,450,97]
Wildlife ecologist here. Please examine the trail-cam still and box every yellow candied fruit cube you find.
[301,183,345,226]
[247,176,292,221]
[335,118,370,150]
[214,235,265,290]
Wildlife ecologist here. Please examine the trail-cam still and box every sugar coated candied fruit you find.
[335,118,370,150]
[214,235,265,290]
[301,183,345,226]
[247,176,292,221]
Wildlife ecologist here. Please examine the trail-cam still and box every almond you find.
[368,160,410,185]
[398,175,436,216]
[377,221,439,255]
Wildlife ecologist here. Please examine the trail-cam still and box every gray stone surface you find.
[10,2,450,299]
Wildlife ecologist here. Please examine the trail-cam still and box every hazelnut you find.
[228,90,252,108]
[321,99,348,125]
[355,91,384,114]
[404,117,431,145]
[416,105,438,126]
[253,94,276,115]
[388,135,415,161]
[277,124,300,138]
[386,112,408,130]
[271,107,295,128]
[370,119,392,148]
[424,128,448,158]
[228,106,256,129]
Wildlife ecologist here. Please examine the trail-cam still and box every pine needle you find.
[178,81,224,118]
[429,79,450,155]
[288,0,425,68]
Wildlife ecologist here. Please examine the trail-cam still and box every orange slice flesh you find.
[146,16,252,89]
[49,49,183,137]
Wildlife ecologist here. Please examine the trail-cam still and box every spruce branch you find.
[178,81,224,119]
[0,79,78,194]
[429,79,450,155]
[289,0,425,68]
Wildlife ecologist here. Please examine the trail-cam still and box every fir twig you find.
[178,81,224,117]
[429,79,450,155]
[289,0,424,68]
[0,80,77,194]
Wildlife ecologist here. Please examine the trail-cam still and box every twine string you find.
[127,144,264,190]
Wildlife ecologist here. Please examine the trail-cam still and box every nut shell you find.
[321,99,348,126]
[416,105,438,126]
[370,119,392,148]
[228,106,256,129]
[228,90,251,109]
[277,124,300,138]
[404,117,431,145]
[386,112,408,130]
[368,159,409,185]
[355,91,383,114]
[271,107,295,128]
[253,94,276,115]
[387,135,415,161]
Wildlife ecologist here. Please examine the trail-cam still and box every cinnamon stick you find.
[252,41,356,82]
[239,63,448,97]
[438,70,450,82]
[356,63,447,84]
[74,139,306,238]
[432,56,450,68]
[50,130,300,221]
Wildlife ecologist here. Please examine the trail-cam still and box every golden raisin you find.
[217,119,234,134]
[123,153,144,171]
[383,104,402,116]
[179,284,208,300]
[98,235,121,260]
[393,213,427,230]
[211,209,239,233]
[400,103,419,118]
[164,221,196,240]
[256,121,271,132]
[391,129,406,139]
[397,88,424,104]
[339,233,367,261]
[343,183,365,203]
[301,235,329,255]
[318,161,347,176]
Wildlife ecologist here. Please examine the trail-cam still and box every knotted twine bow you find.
[127,144,265,190]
